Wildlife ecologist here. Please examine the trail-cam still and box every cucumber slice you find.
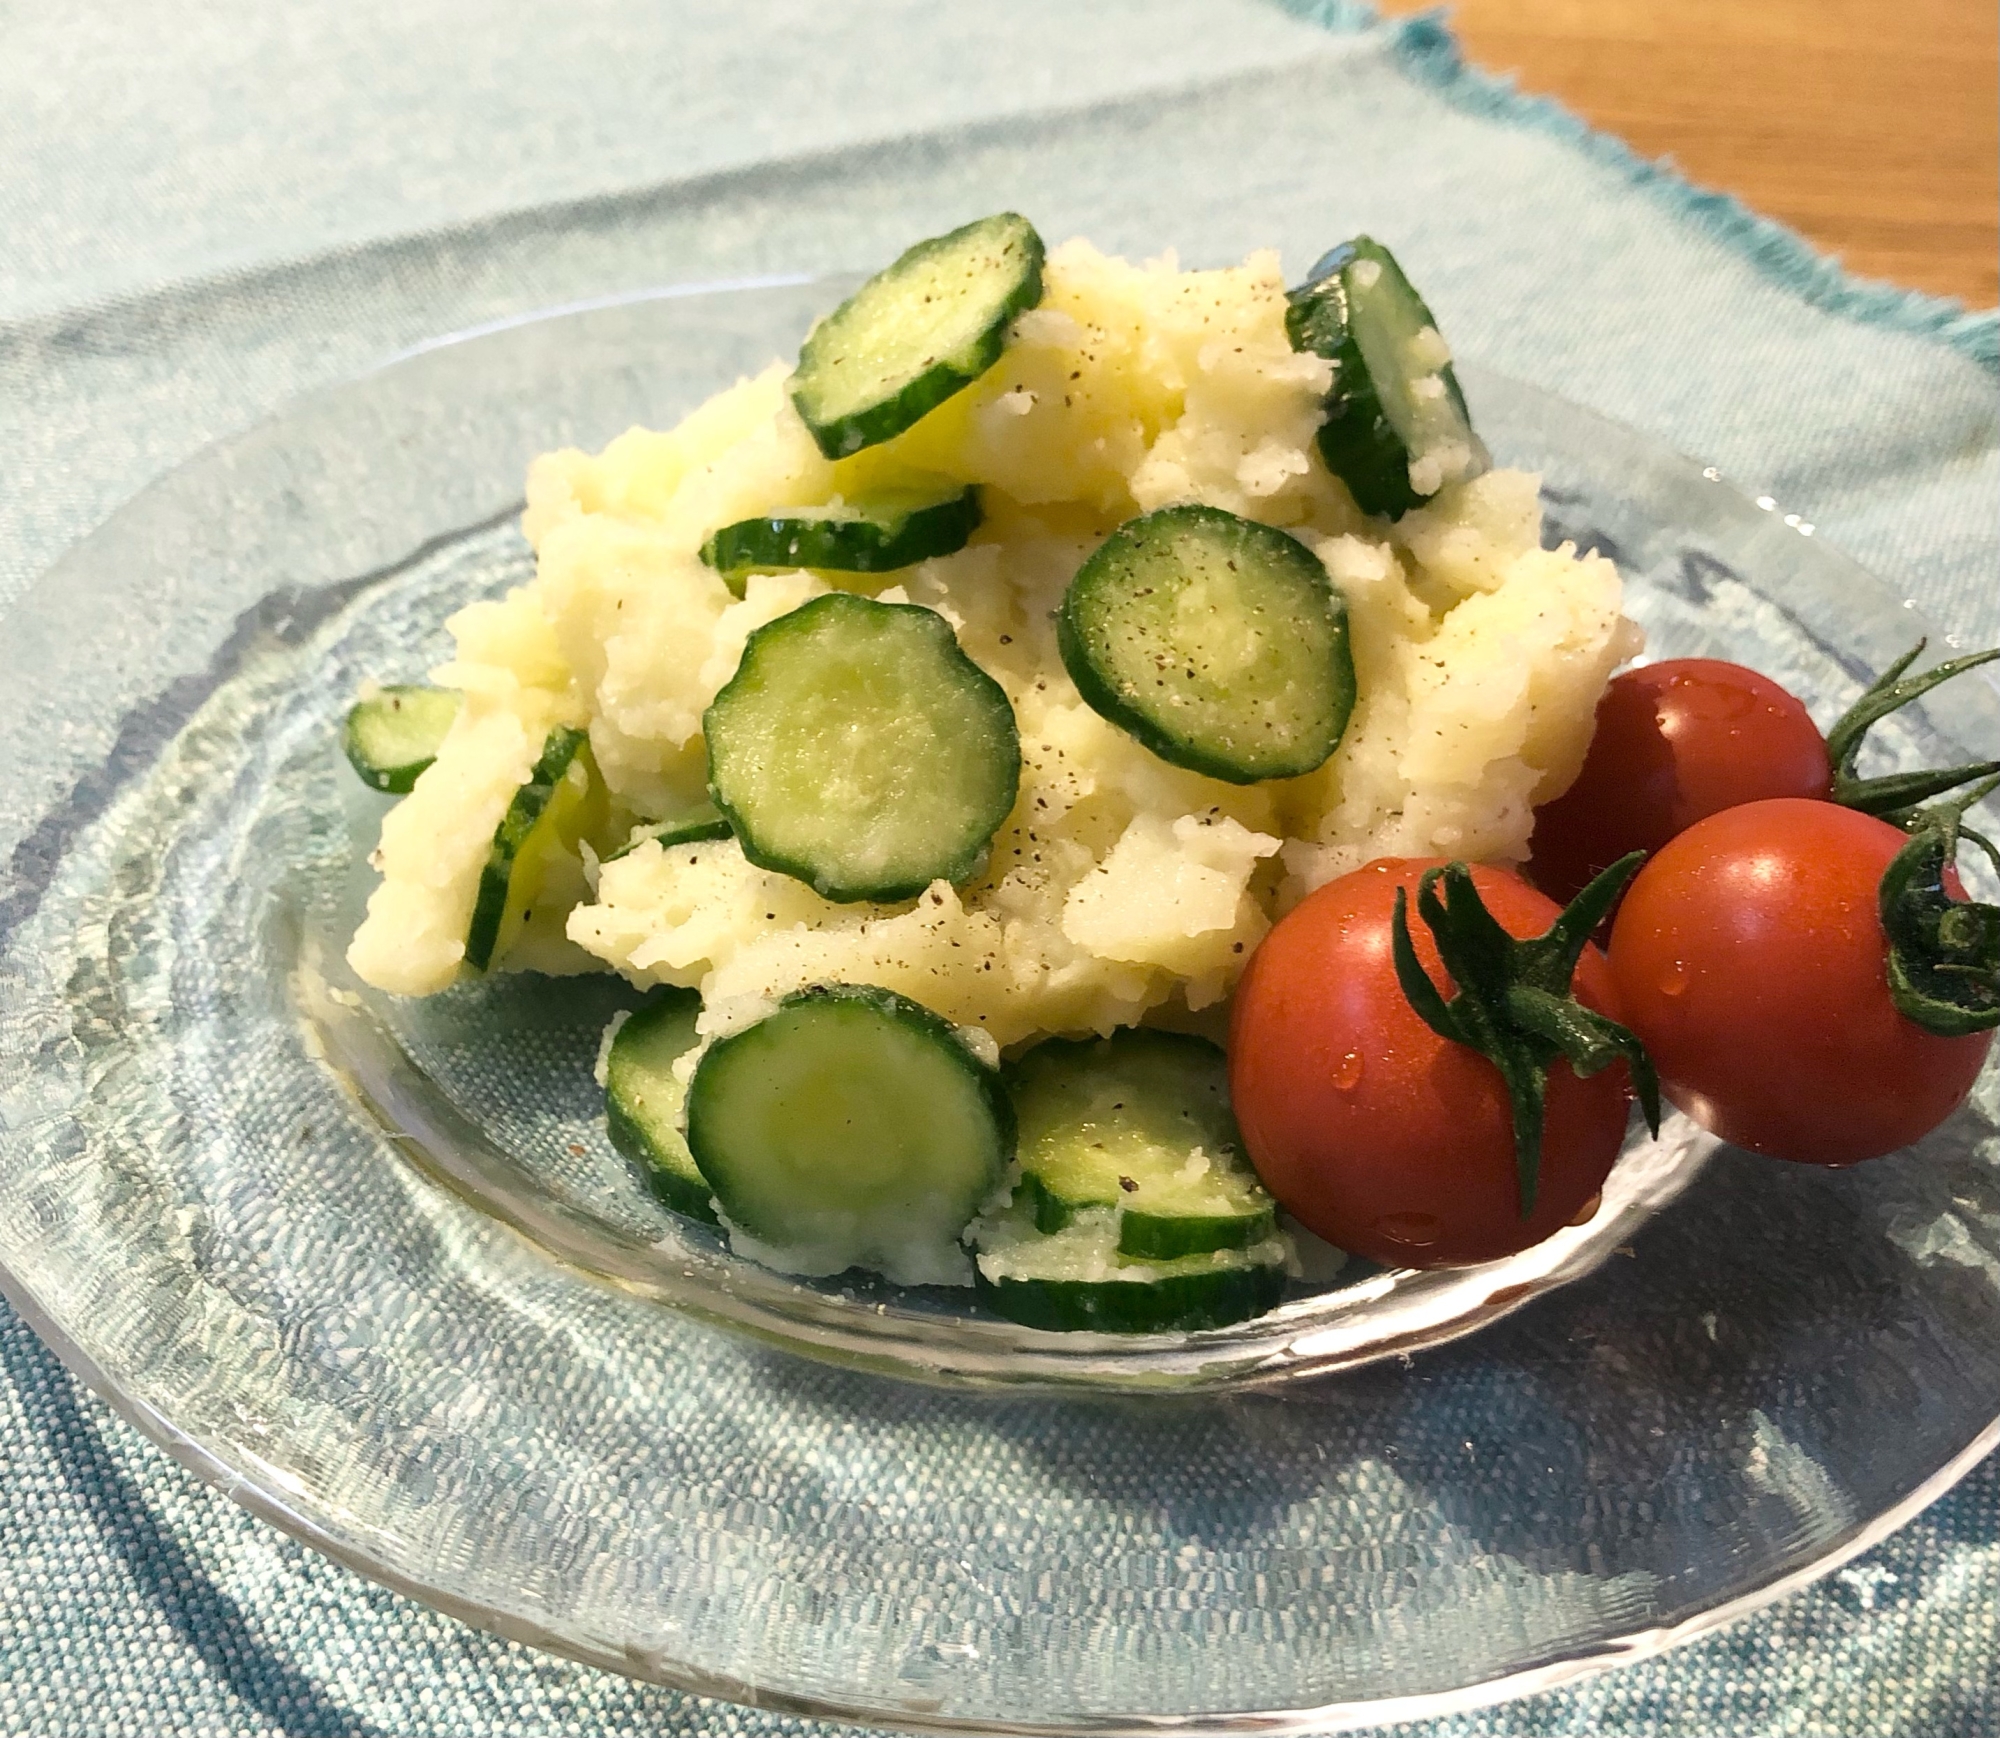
[1008,1030,1276,1260]
[464,726,608,972]
[685,984,1013,1286]
[704,592,1020,903]
[606,799,731,861]
[343,685,460,793]
[1285,235,1489,519]
[700,488,982,597]
[972,1197,1288,1334]
[1056,504,1355,784]
[791,213,1045,459]
[603,990,718,1225]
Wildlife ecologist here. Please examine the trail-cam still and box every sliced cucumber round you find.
[790,213,1045,459]
[972,1196,1288,1334]
[685,984,1013,1285]
[700,488,982,597]
[704,592,1020,903]
[606,798,731,862]
[603,990,718,1225]
[343,685,461,793]
[465,726,608,972]
[1285,235,1489,519]
[1008,1030,1275,1260]
[1056,504,1355,784]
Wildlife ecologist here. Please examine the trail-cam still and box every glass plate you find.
[2,280,1998,1734]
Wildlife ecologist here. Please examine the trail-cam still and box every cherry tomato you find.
[1529,659,1830,905]
[1608,799,1992,1164]
[1229,858,1633,1268]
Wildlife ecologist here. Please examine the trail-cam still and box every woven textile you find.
[2,3,1995,1732]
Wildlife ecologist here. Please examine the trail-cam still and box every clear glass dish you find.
[1,280,1997,1733]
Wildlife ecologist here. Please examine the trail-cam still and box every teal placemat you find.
[2,3,1995,1731]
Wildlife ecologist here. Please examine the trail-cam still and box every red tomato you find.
[1608,799,1992,1164]
[1229,858,1633,1269]
[1529,659,1831,905]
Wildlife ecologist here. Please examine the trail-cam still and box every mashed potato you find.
[348,239,1638,1041]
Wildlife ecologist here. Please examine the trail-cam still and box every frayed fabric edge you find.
[1264,0,2000,374]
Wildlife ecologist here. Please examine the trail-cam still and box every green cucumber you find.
[606,798,731,861]
[971,1196,1288,1334]
[700,488,982,597]
[684,984,1013,1285]
[343,685,461,793]
[464,726,608,972]
[1285,235,1488,518]
[603,990,718,1225]
[1008,1030,1275,1259]
[790,213,1045,459]
[703,592,1020,903]
[1057,504,1355,784]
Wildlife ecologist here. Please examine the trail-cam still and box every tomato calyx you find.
[1823,640,2000,1038]
[1880,778,2000,1038]
[1827,640,2000,828]
[1390,856,1662,1217]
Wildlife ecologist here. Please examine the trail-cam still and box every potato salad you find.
[342,217,1639,1324]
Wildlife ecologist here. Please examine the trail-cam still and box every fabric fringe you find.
[1267,0,2000,373]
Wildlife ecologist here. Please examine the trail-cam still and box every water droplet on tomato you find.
[1374,1212,1442,1250]
[1658,961,1689,997]
[1331,1050,1364,1091]
[1666,672,1756,719]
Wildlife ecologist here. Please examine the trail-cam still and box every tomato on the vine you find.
[1230,858,1642,1269]
[1608,798,1994,1165]
[1528,658,1830,905]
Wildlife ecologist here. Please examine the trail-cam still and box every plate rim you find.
[3,276,1996,1732]
[4,1248,1994,1737]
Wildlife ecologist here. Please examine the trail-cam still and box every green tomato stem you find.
[1828,640,2000,824]
[1880,775,2000,1038]
[1390,856,1662,1219]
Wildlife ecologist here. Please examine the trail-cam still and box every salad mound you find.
[341,217,1659,1320]
[348,237,1635,1042]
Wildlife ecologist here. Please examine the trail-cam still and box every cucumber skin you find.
[1285,236,1478,520]
[1017,1169,1074,1235]
[1008,1031,1278,1258]
[704,592,1021,905]
[685,982,1015,1246]
[1056,505,1355,786]
[1017,1169,1274,1259]
[607,1093,719,1224]
[700,491,982,596]
[464,726,591,973]
[605,807,732,862]
[791,214,1046,460]
[603,990,720,1227]
[343,685,460,793]
[975,1261,1286,1335]
[1119,1206,1278,1262]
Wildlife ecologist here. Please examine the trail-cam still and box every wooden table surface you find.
[1376,0,1999,309]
